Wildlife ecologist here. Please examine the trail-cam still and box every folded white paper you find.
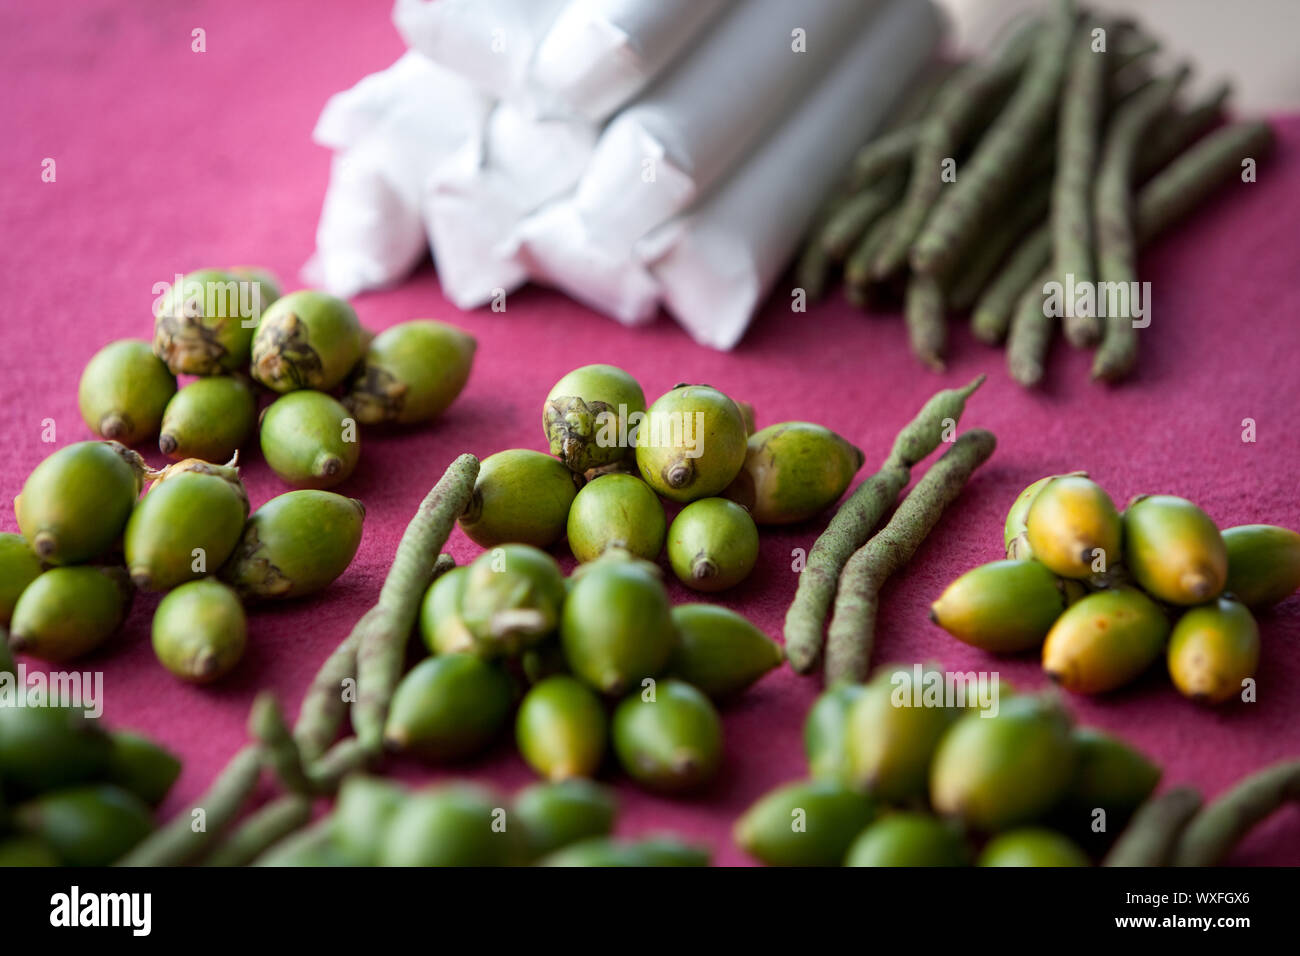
[641,0,943,349]
[531,0,734,122]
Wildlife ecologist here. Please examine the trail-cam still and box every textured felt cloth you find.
[2,0,1298,866]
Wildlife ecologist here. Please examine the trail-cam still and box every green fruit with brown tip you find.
[1167,597,1260,705]
[330,775,406,866]
[1062,727,1160,820]
[667,604,782,698]
[0,836,60,866]
[612,679,723,793]
[158,375,257,462]
[229,265,281,320]
[540,836,709,867]
[516,676,608,781]
[15,441,148,565]
[1003,472,1087,560]
[667,497,759,592]
[844,664,958,803]
[930,695,1076,832]
[459,545,566,657]
[804,683,864,784]
[734,779,876,866]
[544,364,646,473]
[930,559,1069,653]
[514,779,617,860]
[260,390,360,490]
[0,705,111,794]
[221,490,364,600]
[1124,495,1227,605]
[125,470,248,591]
[566,474,665,563]
[251,289,364,392]
[78,339,176,446]
[559,559,675,696]
[636,384,747,503]
[378,783,518,866]
[722,422,864,525]
[152,578,247,683]
[1041,589,1169,694]
[1025,475,1122,579]
[16,784,154,866]
[978,827,1089,866]
[153,269,258,375]
[1222,524,1300,608]
[105,731,183,806]
[383,654,513,761]
[0,533,42,627]
[418,565,473,655]
[459,449,580,549]
[345,319,476,425]
[844,813,971,867]
[9,566,132,662]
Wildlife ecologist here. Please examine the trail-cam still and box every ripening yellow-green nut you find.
[0,533,43,627]
[16,441,148,565]
[1123,495,1227,605]
[1221,524,1300,608]
[844,813,971,867]
[344,320,476,425]
[330,775,406,866]
[667,497,759,592]
[513,779,618,861]
[15,784,155,867]
[844,664,957,803]
[636,385,747,503]
[516,676,608,781]
[229,265,281,319]
[260,390,360,490]
[251,289,365,392]
[419,566,473,655]
[804,683,865,784]
[538,836,710,867]
[544,364,647,473]
[125,470,249,591]
[1024,475,1122,579]
[1003,472,1085,559]
[930,695,1076,832]
[158,376,257,462]
[459,545,566,657]
[459,449,580,549]
[383,655,514,762]
[930,560,1069,653]
[566,474,665,563]
[734,779,876,866]
[1061,727,1160,820]
[151,578,247,683]
[1041,589,1169,694]
[153,269,257,375]
[1167,598,1260,705]
[378,783,520,866]
[667,604,782,699]
[977,828,1089,867]
[9,566,132,662]
[613,679,724,793]
[78,340,176,446]
[723,422,864,525]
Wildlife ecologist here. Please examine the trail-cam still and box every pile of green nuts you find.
[4,442,365,681]
[931,473,1300,703]
[460,363,864,593]
[384,546,782,795]
[79,267,475,488]
[0,682,181,866]
[253,775,707,867]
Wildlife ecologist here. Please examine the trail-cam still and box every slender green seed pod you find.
[1041,589,1169,694]
[516,676,608,781]
[636,385,748,503]
[78,339,176,445]
[1004,267,1056,387]
[204,793,312,867]
[794,195,847,302]
[951,178,1050,312]
[540,836,710,867]
[16,784,154,867]
[459,449,581,549]
[1123,494,1227,604]
[159,375,257,462]
[978,827,1090,866]
[1134,83,1232,181]
[844,208,900,292]
[126,471,248,591]
[845,813,971,867]
[251,290,365,392]
[846,123,921,192]
[611,679,723,793]
[152,579,247,683]
[723,422,864,527]
[152,269,257,375]
[667,604,782,699]
[1167,598,1260,705]
[819,170,906,261]
[9,566,132,662]
[734,779,876,867]
[249,692,313,794]
[260,390,361,490]
[105,731,183,807]
[345,319,476,425]
[567,474,665,563]
[514,779,617,861]
[804,683,865,785]
[970,225,1051,345]
[1104,786,1202,867]
[784,376,984,673]
[1173,760,1300,867]
[0,533,43,627]
[667,497,758,592]
[1222,524,1300,608]
[382,654,513,761]
[544,364,646,473]
[904,272,948,372]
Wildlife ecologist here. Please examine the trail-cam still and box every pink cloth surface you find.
[3,0,1299,866]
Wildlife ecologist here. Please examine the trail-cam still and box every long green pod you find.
[905,272,947,372]
[204,794,313,867]
[1103,786,1202,866]
[970,226,1051,345]
[1173,760,1300,866]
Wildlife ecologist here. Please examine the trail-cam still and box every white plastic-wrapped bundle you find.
[393,0,567,105]
[425,103,597,309]
[303,53,491,297]
[531,0,734,122]
[513,0,888,324]
[641,0,943,349]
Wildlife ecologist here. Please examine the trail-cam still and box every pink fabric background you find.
[3,0,1298,865]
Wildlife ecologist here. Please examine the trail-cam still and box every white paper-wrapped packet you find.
[531,0,734,122]
[393,0,567,105]
[512,0,886,323]
[426,104,597,309]
[640,0,944,349]
[304,53,491,296]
